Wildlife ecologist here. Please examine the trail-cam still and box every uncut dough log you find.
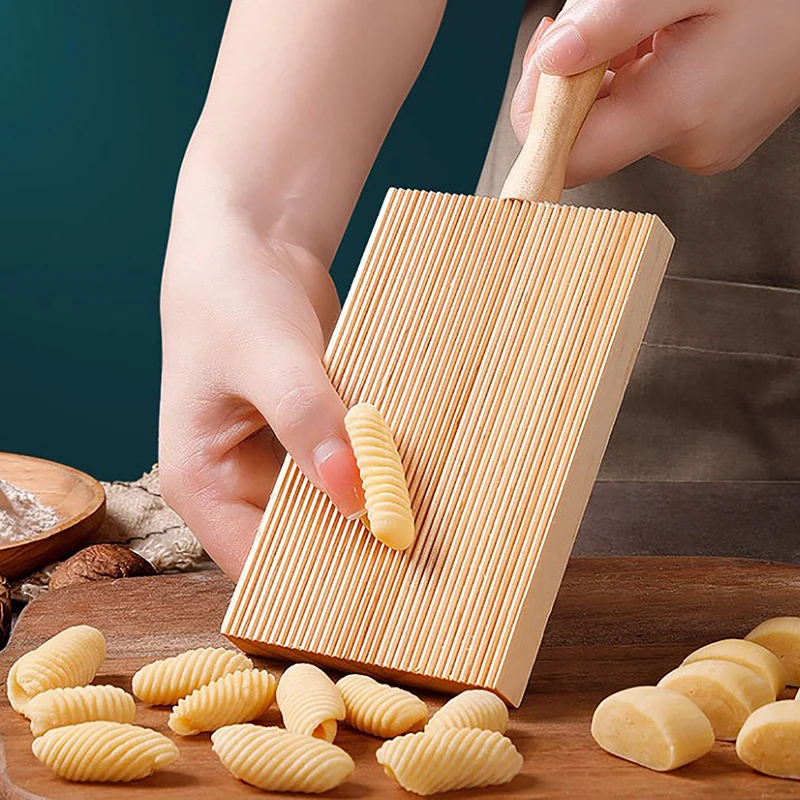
[736,700,800,780]
[746,617,800,686]
[658,660,773,740]
[344,402,415,550]
[211,724,354,793]
[426,689,509,734]
[32,721,178,782]
[376,728,522,795]
[26,685,135,737]
[683,639,786,697]
[591,686,714,771]
[168,669,277,735]
[277,663,345,742]
[7,625,106,714]
[336,674,427,738]
[132,647,252,705]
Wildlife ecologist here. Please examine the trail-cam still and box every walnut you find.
[0,574,10,647]
[49,544,157,590]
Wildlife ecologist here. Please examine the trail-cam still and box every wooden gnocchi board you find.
[223,69,674,707]
[2,556,800,799]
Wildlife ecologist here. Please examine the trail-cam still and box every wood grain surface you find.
[2,557,799,799]
[0,453,105,580]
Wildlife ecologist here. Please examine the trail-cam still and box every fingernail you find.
[522,16,553,72]
[535,22,587,74]
[312,437,365,519]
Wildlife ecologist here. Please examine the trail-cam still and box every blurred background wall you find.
[0,0,523,479]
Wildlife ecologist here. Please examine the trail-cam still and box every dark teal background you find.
[1,0,523,480]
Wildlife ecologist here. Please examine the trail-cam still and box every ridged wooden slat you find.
[222,190,674,706]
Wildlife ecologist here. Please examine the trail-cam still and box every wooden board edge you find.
[223,636,516,706]
[495,215,675,704]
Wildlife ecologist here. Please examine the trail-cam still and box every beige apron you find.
[478,1,800,556]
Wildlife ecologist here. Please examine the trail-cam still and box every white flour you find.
[0,479,60,543]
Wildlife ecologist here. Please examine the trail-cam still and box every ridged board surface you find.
[223,189,674,705]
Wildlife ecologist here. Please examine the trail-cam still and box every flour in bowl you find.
[0,479,60,543]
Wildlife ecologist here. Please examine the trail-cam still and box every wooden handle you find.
[499,63,608,203]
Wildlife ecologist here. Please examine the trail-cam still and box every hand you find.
[155,0,444,577]
[159,206,364,578]
[512,1,800,186]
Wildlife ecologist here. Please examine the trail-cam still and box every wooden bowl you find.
[0,453,106,580]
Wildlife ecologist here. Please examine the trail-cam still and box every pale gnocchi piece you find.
[211,723,354,794]
[344,402,415,550]
[168,668,277,735]
[736,700,800,780]
[376,728,523,795]
[657,659,773,740]
[276,663,345,742]
[746,617,800,686]
[132,646,252,705]
[32,721,179,782]
[336,674,427,738]
[426,689,508,734]
[7,625,106,714]
[591,686,714,771]
[683,638,786,697]
[27,684,136,737]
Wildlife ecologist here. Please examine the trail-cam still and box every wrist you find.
[163,168,336,323]
[171,120,347,268]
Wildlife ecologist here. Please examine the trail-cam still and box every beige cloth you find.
[478,0,800,482]
[14,465,213,602]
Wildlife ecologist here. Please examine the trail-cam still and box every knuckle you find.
[270,382,327,438]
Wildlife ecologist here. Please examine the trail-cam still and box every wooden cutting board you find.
[1,557,799,799]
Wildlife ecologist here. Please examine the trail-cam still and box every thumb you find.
[534,0,698,75]
[244,332,365,519]
[511,16,555,143]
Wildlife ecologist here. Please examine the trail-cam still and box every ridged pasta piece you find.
[344,403,415,550]
[336,674,427,738]
[27,684,136,737]
[376,728,523,795]
[276,663,345,742]
[132,646,252,705]
[211,724,354,793]
[32,721,179,782]
[169,668,277,735]
[426,690,509,734]
[7,625,106,714]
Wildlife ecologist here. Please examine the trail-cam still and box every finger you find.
[175,475,264,581]
[534,0,699,75]
[267,240,342,341]
[511,16,554,143]
[233,427,284,508]
[596,68,616,101]
[637,36,655,59]
[157,433,274,579]
[522,15,552,72]
[564,54,676,187]
[242,333,365,519]
[609,44,640,72]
